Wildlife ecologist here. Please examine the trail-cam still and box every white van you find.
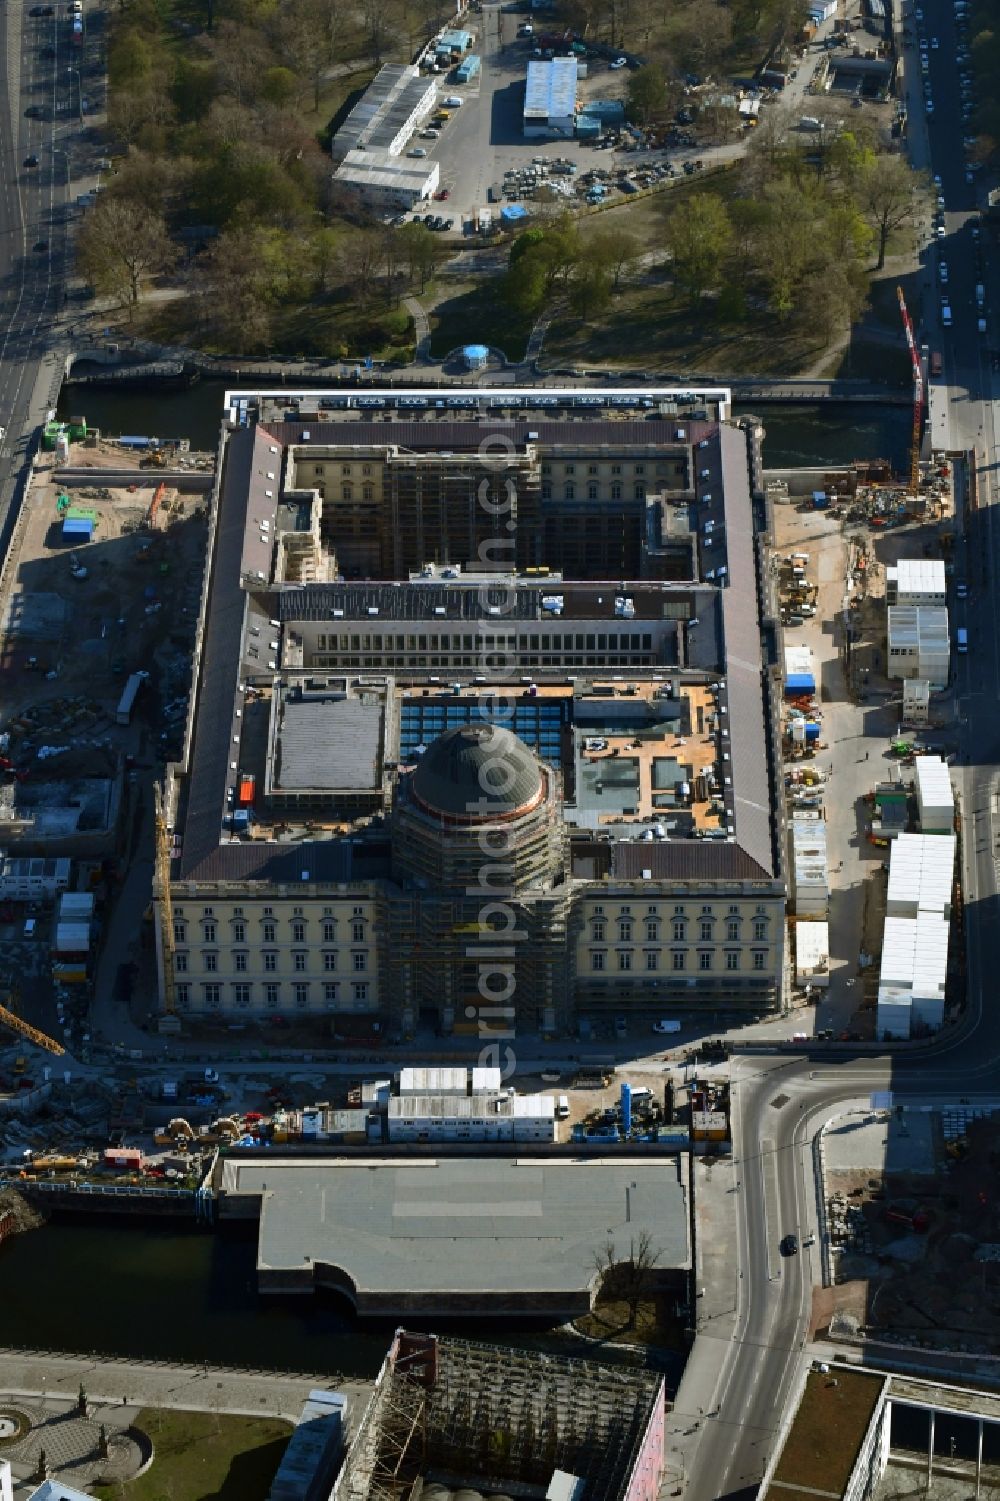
[976,283,985,307]
[556,1095,570,1119]
[957,627,968,653]
[23,918,36,938]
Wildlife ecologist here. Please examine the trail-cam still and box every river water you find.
[0,1214,595,1376]
[24,381,906,1374]
[58,381,913,472]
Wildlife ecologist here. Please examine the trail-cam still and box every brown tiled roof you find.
[610,842,774,882]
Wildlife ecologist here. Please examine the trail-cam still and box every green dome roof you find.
[411,724,544,821]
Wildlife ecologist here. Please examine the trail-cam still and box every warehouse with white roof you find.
[397,1065,504,1095]
[886,559,947,607]
[914,755,954,834]
[877,831,955,1038]
[887,606,950,686]
[332,64,438,162]
[886,831,955,919]
[334,151,440,210]
[387,1091,556,1142]
[794,919,829,989]
[331,62,440,208]
[790,818,828,917]
[876,914,949,1038]
[523,57,578,138]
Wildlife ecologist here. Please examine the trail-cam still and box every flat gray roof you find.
[274,695,383,791]
[222,1155,689,1299]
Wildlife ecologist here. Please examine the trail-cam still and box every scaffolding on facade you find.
[333,1330,663,1501]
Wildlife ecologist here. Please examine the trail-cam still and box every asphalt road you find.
[678,4,1000,1492]
[0,0,78,551]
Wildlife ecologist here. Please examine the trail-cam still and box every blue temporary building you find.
[575,112,600,138]
[463,344,490,370]
[500,203,528,226]
[437,27,472,51]
[62,517,93,541]
[580,98,625,122]
[784,672,815,696]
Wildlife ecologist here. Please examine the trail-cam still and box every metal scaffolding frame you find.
[334,1331,663,1501]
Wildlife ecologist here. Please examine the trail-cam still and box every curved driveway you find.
[677,0,1000,1480]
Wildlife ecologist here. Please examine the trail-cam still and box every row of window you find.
[175,950,368,974]
[309,631,656,654]
[311,463,375,477]
[314,655,655,672]
[175,905,367,920]
[593,919,770,943]
[174,981,370,1009]
[589,902,771,917]
[591,950,768,972]
[541,462,661,476]
[175,920,368,945]
[543,482,646,502]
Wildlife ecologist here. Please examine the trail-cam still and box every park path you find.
[403,296,432,361]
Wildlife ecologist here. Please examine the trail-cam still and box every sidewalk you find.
[666,1151,741,1492]
[0,1347,371,1423]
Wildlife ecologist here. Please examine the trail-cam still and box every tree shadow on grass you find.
[211,1435,290,1501]
[429,285,534,364]
[547,292,824,376]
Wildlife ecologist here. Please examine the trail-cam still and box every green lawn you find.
[428,280,536,363]
[574,1293,687,1351]
[544,281,829,376]
[93,1408,292,1501]
[137,285,416,361]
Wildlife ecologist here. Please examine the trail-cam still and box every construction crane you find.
[0,989,65,1057]
[145,480,167,527]
[897,285,923,492]
[153,782,176,1019]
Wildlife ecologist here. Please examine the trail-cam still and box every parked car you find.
[610,55,627,67]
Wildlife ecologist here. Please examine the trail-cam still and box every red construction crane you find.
[897,285,923,491]
[146,481,167,528]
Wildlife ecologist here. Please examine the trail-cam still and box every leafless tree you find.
[77,197,175,318]
[593,1229,661,1328]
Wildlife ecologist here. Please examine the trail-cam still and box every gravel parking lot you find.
[406,4,652,234]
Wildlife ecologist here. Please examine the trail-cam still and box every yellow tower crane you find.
[153,782,177,1020]
[0,986,65,1057]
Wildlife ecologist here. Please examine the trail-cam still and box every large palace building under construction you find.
[155,388,786,1036]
